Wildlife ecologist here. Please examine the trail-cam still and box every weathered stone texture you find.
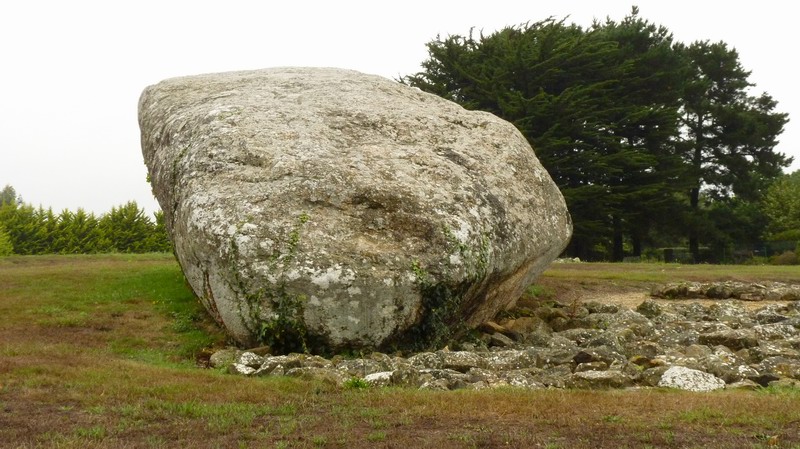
[139,67,571,351]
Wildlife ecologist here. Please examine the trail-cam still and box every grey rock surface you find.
[139,67,571,351]
[215,296,800,391]
[653,281,800,301]
[657,366,725,392]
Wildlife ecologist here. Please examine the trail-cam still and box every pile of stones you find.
[652,281,800,301]
[211,294,800,392]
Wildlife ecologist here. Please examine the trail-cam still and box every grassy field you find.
[1,254,800,448]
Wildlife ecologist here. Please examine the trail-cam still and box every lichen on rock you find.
[139,67,571,352]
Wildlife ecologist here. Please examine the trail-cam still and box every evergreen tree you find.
[0,224,13,256]
[0,202,41,255]
[145,210,173,253]
[99,201,154,253]
[72,209,103,253]
[403,9,688,260]
[678,41,791,260]
[589,9,687,259]
[762,170,800,241]
[30,207,58,254]
[52,209,75,253]
[0,185,21,206]
[0,187,171,255]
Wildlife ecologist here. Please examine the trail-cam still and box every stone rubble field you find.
[212,281,800,392]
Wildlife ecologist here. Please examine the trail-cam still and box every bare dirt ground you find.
[530,271,794,312]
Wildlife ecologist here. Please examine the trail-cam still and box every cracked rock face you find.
[138,67,571,351]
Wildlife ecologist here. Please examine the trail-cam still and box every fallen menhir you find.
[139,67,572,353]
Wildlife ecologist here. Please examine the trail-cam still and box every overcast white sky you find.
[1,1,796,215]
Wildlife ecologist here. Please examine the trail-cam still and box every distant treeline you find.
[0,187,171,255]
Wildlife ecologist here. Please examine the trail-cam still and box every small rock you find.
[485,350,539,371]
[229,363,257,376]
[479,321,509,335]
[419,379,450,391]
[260,355,303,373]
[567,370,634,389]
[640,366,670,387]
[534,365,573,388]
[466,367,501,384]
[699,329,758,351]
[489,332,516,348]
[629,355,663,370]
[408,352,443,369]
[390,368,422,387]
[757,356,800,379]
[755,309,789,324]
[749,373,781,387]
[584,301,619,314]
[636,300,662,319]
[767,378,800,388]
[364,371,393,387]
[209,348,240,369]
[335,358,387,377]
[440,351,487,373]
[725,379,761,390]
[504,316,552,336]
[754,324,797,340]
[498,370,543,389]
[574,361,609,372]
[657,366,725,392]
[236,351,265,368]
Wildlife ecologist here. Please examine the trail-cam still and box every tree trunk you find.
[632,233,642,258]
[689,185,700,263]
[612,215,624,262]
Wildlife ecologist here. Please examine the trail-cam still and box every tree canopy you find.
[762,170,800,242]
[403,7,791,261]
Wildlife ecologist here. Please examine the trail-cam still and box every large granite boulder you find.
[138,67,571,352]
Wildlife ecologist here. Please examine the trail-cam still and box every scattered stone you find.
[652,281,800,302]
[636,300,662,319]
[698,329,759,351]
[229,363,256,376]
[640,366,670,387]
[440,351,487,373]
[209,348,240,369]
[364,371,393,388]
[489,332,516,348]
[725,379,761,390]
[211,294,800,391]
[754,323,797,340]
[567,370,634,389]
[767,378,800,388]
[498,370,544,389]
[335,358,387,377]
[419,379,451,391]
[479,321,509,335]
[657,366,725,392]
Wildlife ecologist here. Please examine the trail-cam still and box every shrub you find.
[0,225,13,256]
[770,251,799,265]
[742,256,769,266]
[343,378,369,390]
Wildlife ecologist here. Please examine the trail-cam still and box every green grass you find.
[542,261,800,284]
[1,255,799,448]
